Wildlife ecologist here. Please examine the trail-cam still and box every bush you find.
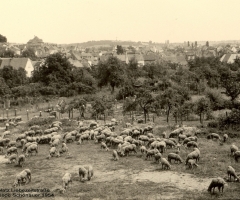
[207,120,219,128]
[27,117,55,127]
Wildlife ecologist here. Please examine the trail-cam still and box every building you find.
[27,36,44,48]
[0,58,34,77]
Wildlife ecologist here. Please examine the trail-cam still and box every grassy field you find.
[0,105,240,200]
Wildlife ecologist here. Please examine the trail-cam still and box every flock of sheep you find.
[0,117,239,195]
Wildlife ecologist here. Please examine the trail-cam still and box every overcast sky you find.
[1,0,239,44]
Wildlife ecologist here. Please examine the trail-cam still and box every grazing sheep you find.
[50,139,61,147]
[207,133,221,140]
[169,128,183,138]
[121,144,137,156]
[227,166,239,182]
[6,141,17,149]
[48,147,60,158]
[146,149,159,160]
[112,150,119,161]
[223,134,228,142]
[6,147,18,156]
[188,136,198,142]
[13,169,31,187]
[178,134,187,142]
[167,153,183,164]
[22,142,36,153]
[160,157,171,170]
[16,134,26,142]
[162,132,167,138]
[165,139,176,149]
[186,159,199,169]
[140,146,148,154]
[233,151,240,162]
[79,165,93,182]
[17,154,26,167]
[207,177,227,194]
[25,144,38,157]
[0,138,10,147]
[154,152,162,163]
[230,144,238,156]
[185,148,200,164]
[60,143,68,154]
[126,123,132,128]
[8,154,18,164]
[100,142,109,151]
[62,173,72,190]
[186,141,198,149]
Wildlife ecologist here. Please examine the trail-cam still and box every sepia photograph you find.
[0,0,240,199]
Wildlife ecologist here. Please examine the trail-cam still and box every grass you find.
[0,102,240,200]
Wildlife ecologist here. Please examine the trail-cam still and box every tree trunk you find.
[166,106,170,123]
[200,113,202,124]
[144,110,147,124]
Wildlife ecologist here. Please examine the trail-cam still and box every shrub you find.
[27,117,55,127]
[207,120,219,128]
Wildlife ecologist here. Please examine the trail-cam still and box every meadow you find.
[0,101,240,200]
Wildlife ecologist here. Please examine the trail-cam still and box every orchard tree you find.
[194,97,211,124]
[97,56,124,93]
[92,98,107,120]
[22,48,37,61]
[136,89,155,123]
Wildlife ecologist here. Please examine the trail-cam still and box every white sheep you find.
[140,145,148,154]
[112,150,119,161]
[62,173,72,190]
[186,159,198,169]
[160,157,171,170]
[167,153,183,164]
[227,166,239,182]
[8,154,18,164]
[17,154,26,167]
[223,134,228,142]
[100,142,109,151]
[13,169,31,187]
[230,144,238,156]
[154,152,162,163]
[185,148,200,164]
[233,151,240,162]
[207,177,227,194]
[79,165,93,182]
[25,144,38,157]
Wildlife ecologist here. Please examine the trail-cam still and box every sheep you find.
[79,165,93,182]
[169,128,183,138]
[146,149,159,160]
[223,134,228,142]
[62,173,72,190]
[140,145,148,154]
[178,134,187,142]
[186,159,199,169]
[22,142,36,153]
[165,139,176,149]
[126,123,132,128]
[2,131,11,138]
[7,154,18,164]
[16,134,26,142]
[168,138,178,145]
[60,143,69,154]
[121,144,137,156]
[6,141,17,149]
[138,135,150,144]
[160,157,171,170]
[17,154,26,167]
[100,142,109,151]
[233,151,240,162]
[50,139,61,147]
[207,133,221,140]
[6,147,18,156]
[227,166,239,182]
[207,177,227,194]
[95,134,106,143]
[230,144,238,156]
[156,141,166,153]
[112,150,119,161]
[154,152,162,163]
[167,153,183,164]
[25,144,38,157]
[13,169,31,187]
[162,132,167,138]
[185,148,200,164]
[48,147,60,158]
[65,134,75,143]
[0,138,10,147]
[186,141,198,149]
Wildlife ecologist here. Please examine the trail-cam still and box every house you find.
[220,54,240,64]
[68,58,84,68]
[0,58,34,77]
[143,53,159,65]
[164,55,188,66]
[127,53,144,66]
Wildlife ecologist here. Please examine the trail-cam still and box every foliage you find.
[21,48,37,61]
[0,77,12,97]
[0,49,15,58]
[26,117,55,127]
[116,45,124,55]
[0,34,7,42]
[194,97,211,124]
[97,56,125,93]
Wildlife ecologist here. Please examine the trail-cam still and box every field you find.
[0,104,240,200]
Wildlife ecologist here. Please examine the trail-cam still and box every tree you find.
[70,98,87,119]
[206,41,209,47]
[0,34,7,43]
[91,98,107,120]
[116,45,124,55]
[32,53,73,87]
[194,97,211,124]
[97,56,124,93]
[136,89,155,123]
[0,49,14,58]
[188,41,190,47]
[22,48,37,61]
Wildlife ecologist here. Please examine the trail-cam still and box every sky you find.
[1,0,240,44]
